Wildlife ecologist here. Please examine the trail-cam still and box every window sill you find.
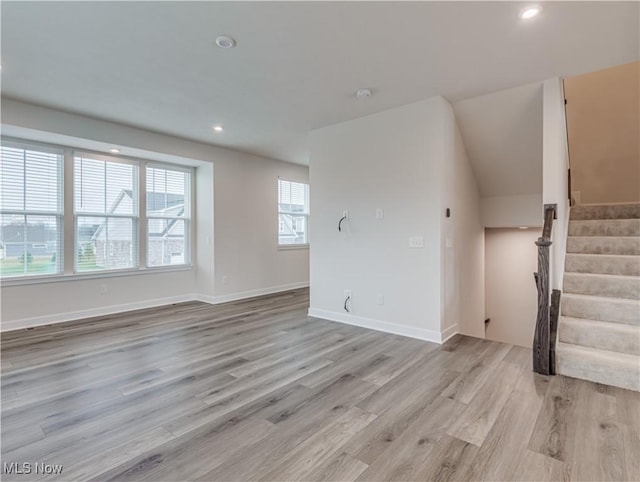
[0,265,193,287]
[278,244,310,251]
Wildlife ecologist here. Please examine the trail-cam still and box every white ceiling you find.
[1,1,638,165]
[454,82,543,197]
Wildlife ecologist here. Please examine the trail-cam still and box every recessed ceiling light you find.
[519,6,541,20]
[109,148,120,154]
[215,36,236,49]
[213,125,224,132]
[356,88,372,99]
[518,226,529,230]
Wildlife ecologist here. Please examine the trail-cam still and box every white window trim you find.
[0,137,196,285]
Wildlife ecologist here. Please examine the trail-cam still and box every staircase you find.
[557,203,640,391]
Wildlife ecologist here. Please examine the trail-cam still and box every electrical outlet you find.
[344,289,352,299]
[375,208,384,220]
[222,275,228,285]
[99,284,107,295]
[376,294,384,305]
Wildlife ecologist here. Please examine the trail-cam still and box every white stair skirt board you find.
[307,308,455,344]
[557,202,640,391]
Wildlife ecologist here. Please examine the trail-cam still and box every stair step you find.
[567,236,640,255]
[569,219,640,237]
[565,254,640,276]
[570,203,640,221]
[562,293,640,325]
[559,316,640,356]
[556,342,640,391]
[563,272,640,299]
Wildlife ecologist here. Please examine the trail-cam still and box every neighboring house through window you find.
[278,179,309,246]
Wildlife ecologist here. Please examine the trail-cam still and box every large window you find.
[0,143,63,277]
[74,154,138,272]
[0,138,194,281]
[278,179,309,245]
[146,166,191,267]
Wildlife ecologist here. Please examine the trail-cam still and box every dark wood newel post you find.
[533,204,557,376]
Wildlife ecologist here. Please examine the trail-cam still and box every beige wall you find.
[484,228,540,348]
[564,62,640,204]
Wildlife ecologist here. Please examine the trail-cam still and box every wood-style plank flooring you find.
[1,288,638,481]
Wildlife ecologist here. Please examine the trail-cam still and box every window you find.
[74,154,138,272]
[146,166,191,267]
[1,137,194,282]
[278,179,309,245]
[0,142,63,278]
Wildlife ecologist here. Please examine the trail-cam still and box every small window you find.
[278,179,309,245]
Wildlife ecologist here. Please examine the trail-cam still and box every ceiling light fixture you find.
[215,36,236,49]
[109,148,120,154]
[518,226,529,230]
[213,125,224,132]
[519,6,541,20]
[356,88,372,99]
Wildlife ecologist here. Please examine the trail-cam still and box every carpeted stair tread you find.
[568,219,640,237]
[563,272,640,299]
[567,236,640,255]
[565,253,640,276]
[559,316,640,356]
[561,293,640,325]
[556,342,640,391]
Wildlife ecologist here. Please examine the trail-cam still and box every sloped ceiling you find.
[454,83,543,198]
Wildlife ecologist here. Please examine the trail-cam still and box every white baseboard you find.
[197,282,309,305]
[1,294,198,332]
[307,307,449,344]
[1,282,310,332]
[441,323,459,343]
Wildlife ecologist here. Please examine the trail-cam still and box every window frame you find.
[0,139,65,279]
[0,137,195,286]
[277,178,310,249]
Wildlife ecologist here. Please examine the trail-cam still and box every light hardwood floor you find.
[1,288,638,481]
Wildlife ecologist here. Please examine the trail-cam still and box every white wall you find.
[542,79,570,291]
[485,228,540,348]
[308,96,483,342]
[481,194,543,228]
[0,99,309,328]
[441,108,485,339]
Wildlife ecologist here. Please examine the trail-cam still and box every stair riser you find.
[559,320,640,356]
[567,237,640,255]
[569,219,640,237]
[564,274,640,300]
[562,296,640,325]
[570,204,640,221]
[565,254,640,276]
[557,351,640,391]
